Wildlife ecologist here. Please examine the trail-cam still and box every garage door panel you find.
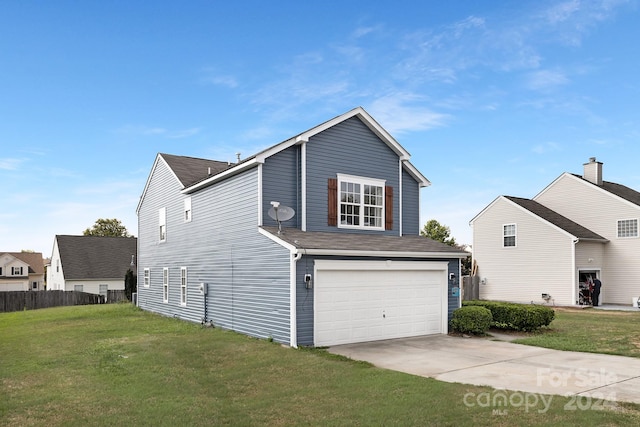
[315,263,446,346]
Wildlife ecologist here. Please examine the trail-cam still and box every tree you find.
[421,219,471,275]
[83,218,131,237]
[420,219,457,246]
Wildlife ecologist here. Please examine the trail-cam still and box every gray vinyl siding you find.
[262,145,301,229]
[305,117,400,235]
[402,168,421,236]
[295,255,460,346]
[137,161,292,343]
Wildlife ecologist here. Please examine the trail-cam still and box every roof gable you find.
[1,252,45,275]
[56,235,137,280]
[181,107,430,194]
[504,196,606,241]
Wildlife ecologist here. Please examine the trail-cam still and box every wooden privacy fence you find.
[0,290,129,313]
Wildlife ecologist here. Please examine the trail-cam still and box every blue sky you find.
[2,0,640,255]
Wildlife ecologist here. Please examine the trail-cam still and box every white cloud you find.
[368,93,450,133]
[526,69,570,91]
[532,142,563,154]
[114,125,201,139]
[0,158,25,170]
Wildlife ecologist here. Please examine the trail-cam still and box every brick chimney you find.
[583,157,603,186]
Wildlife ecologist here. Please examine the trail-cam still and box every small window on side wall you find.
[503,224,516,247]
[159,207,167,242]
[184,197,192,223]
[617,219,638,238]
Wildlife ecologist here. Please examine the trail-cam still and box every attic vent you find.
[236,152,241,163]
[208,167,211,175]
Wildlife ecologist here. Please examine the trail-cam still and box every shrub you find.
[450,306,493,335]
[463,300,555,331]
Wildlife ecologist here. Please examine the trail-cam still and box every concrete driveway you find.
[328,334,640,404]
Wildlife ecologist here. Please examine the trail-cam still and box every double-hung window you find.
[180,267,187,306]
[337,174,385,230]
[503,224,516,247]
[163,268,169,303]
[143,268,150,288]
[617,219,638,238]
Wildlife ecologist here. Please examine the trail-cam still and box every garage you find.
[314,260,449,346]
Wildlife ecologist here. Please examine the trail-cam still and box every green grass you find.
[1,304,640,426]
[513,307,640,357]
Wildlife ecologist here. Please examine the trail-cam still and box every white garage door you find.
[314,260,448,346]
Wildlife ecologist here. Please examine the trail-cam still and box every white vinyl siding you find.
[617,218,638,238]
[472,197,575,305]
[163,268,169,303]
[535,174,640,304]
[337,174,385,230]
[180,267,187,306]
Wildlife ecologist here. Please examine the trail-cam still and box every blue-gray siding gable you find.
[305,117,401,235]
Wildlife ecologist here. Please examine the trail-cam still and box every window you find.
[32,282,37,290]
[180,267,187,306]
[74,285,83,292]
[617,219,638,238]
[337,174,385,230]
[144,268,150,288]
[99,284,108,301]
[159,207,167,242]
[11,266,23,276]
[503,224,516,247]
[184,197,192,222]
[0,267,3,275]
[163,268,169,303]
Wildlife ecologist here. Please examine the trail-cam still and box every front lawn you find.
[513,307,640,357]
[1,304,639,426]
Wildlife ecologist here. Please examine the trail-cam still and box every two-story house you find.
[136,107,468,347]
[470,157,640,308]
[0,252,45,291]
[48,235,137,300]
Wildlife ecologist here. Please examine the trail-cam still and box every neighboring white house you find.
[0,252,45,291]
[47,235,137,298]
[470,157,640,307]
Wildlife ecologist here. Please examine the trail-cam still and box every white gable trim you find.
[535,172,640,212]
[136,154,183,214]
[403,160,430,188]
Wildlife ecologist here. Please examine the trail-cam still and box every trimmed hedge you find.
[450,306,493,335]
[462,300,555,332]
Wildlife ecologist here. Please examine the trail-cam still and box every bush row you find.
[449,306,493,334]
[462,300,555,332]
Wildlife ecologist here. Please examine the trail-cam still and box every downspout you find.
[301,142,307,231]
[572,238,579,306]
[290,251,302,348]
[398,159,403,236]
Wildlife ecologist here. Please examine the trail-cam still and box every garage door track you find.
[328,334,640,404]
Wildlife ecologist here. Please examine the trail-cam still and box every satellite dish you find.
[268,202,295,234]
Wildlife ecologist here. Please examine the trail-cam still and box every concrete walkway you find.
[328,334,640,404]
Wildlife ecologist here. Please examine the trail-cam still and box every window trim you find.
[184,197,192,223]
[180,267,187,306]
[503,223,517,248]
[162,267,169,303]
[336,173,386,231]
[143,268,150,288]
[159,207,167,242]
[617,218,638,238]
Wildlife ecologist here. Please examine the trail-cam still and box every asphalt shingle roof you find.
[3,252,45,275]
[261,226,469,256]
[504,196,607,241]
[56,235,137,280]
[161,153,233,188]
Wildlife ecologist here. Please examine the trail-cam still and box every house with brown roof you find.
[47,235,137,299]
[0,252,45,291]
[136,107,468,347]
[470,157,640,307]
